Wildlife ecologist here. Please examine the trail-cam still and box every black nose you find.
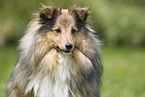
[65,43,73,50]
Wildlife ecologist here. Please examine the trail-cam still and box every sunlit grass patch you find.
[102,47,145,97]
[0,46,17,97]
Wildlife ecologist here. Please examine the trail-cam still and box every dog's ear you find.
[70,7,89,24]
[39,7,60,24]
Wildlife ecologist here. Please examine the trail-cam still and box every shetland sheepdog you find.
[6,5,103,97]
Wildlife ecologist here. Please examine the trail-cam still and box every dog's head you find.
[38,6,90,54]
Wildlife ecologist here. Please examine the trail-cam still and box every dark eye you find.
[55,29,61,33]
[71,29,77,34]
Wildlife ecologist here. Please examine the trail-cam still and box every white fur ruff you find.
[25,53,78,97]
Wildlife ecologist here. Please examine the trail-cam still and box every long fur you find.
[6,6,103,97]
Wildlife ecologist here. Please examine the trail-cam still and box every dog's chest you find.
[25,53,77,97]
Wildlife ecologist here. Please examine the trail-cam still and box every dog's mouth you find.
[56,46,71,53]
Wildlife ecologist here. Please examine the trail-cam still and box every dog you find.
[6,5,103,97]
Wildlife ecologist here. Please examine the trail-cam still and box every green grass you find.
[101,47,145,97]
[0,46,145,97]
[0,46,18,97]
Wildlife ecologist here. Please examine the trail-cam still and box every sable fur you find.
[6,5,103,97]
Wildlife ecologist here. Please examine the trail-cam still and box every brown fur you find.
[6,5,103,97]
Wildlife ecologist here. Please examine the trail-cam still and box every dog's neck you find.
[25,49,93,97]
[25,54,72,97]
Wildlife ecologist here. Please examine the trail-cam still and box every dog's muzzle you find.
[56,43,73,53]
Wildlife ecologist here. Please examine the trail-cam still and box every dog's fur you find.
[6,6,103,97]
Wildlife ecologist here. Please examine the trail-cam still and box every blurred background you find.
[0,0,145,97]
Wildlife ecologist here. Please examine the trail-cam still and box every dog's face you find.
[38,6,89,54]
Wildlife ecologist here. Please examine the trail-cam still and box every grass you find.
[102,47,145,97]
[0,46,145,97]
[0,46,18,97]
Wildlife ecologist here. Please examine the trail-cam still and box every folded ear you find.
[70,7,89,24]
[39,6,60,24]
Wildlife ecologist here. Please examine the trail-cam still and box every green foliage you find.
[87,0,145,47]
[0,0,145,47]
[0,46,145,97]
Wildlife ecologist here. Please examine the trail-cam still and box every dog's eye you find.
[71,29,77,34]
[55,29,61,33]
